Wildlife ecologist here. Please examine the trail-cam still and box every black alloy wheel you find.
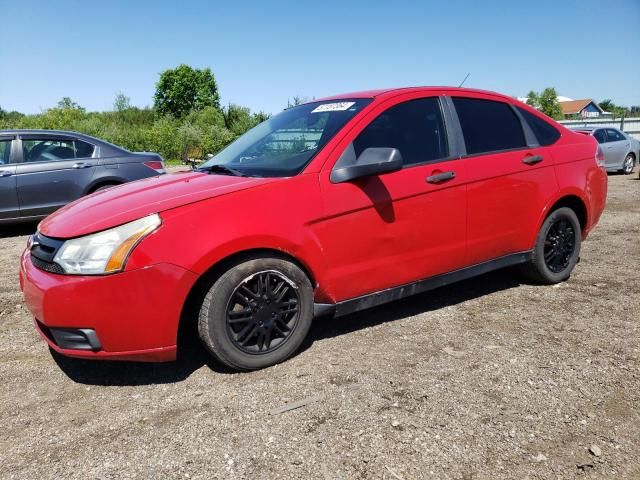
[226,271,300,354]
[519,206,581,284]
[198,256,313,371]
[543,219,576,273]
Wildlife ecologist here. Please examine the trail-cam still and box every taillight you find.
[143,160,166,174]
[595,146,605,168]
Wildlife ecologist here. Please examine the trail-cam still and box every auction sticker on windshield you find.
[311,102,356,113]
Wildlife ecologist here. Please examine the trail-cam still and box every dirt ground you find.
[0,172,638,480]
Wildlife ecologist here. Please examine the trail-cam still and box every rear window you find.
[75,139,95,158]
[453,97,526,155]
[517,107,561,146]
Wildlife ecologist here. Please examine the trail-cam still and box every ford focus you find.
[20,87,608,370]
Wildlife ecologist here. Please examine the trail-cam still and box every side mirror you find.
[331,147,403,183]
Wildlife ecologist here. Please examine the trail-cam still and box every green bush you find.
[0,98,270,164]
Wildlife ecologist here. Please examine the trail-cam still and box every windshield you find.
[198,99,371,177]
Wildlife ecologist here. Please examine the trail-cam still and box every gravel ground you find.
[0,172,638,480]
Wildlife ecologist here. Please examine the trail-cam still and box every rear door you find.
[0,136,19,220]
[451,96,559,265]
[603,128,630,169]
[15,134,99,217]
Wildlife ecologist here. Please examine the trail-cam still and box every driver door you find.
[316,95,467,302]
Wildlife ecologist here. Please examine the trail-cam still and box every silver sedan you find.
[573,127,640,174]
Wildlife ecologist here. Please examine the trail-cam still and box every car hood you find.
[39,171,280,238]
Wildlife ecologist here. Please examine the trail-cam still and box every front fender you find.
[126,174,334,301]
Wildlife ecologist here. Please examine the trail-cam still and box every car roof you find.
[2,129,105,141]
[313,86,518,103]
[0,129,129,154]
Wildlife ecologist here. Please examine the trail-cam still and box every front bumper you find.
[20,250,198,362]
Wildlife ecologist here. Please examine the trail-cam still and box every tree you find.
[223,103,254,136]
[524,88,563,119]
[598,99,614,112]
[153,64,220,118]
[538,88,563,120]
[113,92,131,112]
[287,95,313,108]
[39,98,87,129]
[252,111,271,124]
[177,122,204,161]
[56,97,84,111]
[525,91,539,108]
[598,99,628,119]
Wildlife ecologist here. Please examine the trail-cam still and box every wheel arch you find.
[84,176,125,194]
[539,193,588,237]
[176,247,318,351]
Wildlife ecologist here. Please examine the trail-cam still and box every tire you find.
[198,256,313,371]
[621,154,635,175]
[519,207,581,285]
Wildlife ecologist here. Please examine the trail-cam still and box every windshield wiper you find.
[196,164,246,177]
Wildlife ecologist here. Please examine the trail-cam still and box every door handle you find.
[522,155,544,165]
[0,170,13,177]
[426,171,456,184]
[72,162,92,169]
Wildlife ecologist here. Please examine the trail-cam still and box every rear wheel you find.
[621,154,635,175]
[198,256,313,371]
[519,207,581,284]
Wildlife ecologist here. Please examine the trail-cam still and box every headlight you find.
[53,214,161,275]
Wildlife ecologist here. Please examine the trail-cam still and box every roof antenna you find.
[458,72,471,88]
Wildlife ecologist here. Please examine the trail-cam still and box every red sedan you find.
[20,87,608,370]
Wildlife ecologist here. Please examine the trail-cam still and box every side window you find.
[453,97,526,155]
[516,107,560,146]
[351,97,448,166]
[593,130,607,143]
[74,139,95,158]
[605,129,625,142]
[0,139,13,165]
[22,138,76,163]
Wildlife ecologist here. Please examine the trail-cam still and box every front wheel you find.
[621,154,635,175]
[198,256,313,371]
[519,207,581,284]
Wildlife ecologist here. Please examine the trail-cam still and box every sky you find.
[1,0,639,115]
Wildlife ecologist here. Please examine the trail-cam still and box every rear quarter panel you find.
[545,131,607,237]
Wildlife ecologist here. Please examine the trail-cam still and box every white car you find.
[573,127,639,174]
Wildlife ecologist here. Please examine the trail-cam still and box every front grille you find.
[30,255,65,274]
[30,232,66,274]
